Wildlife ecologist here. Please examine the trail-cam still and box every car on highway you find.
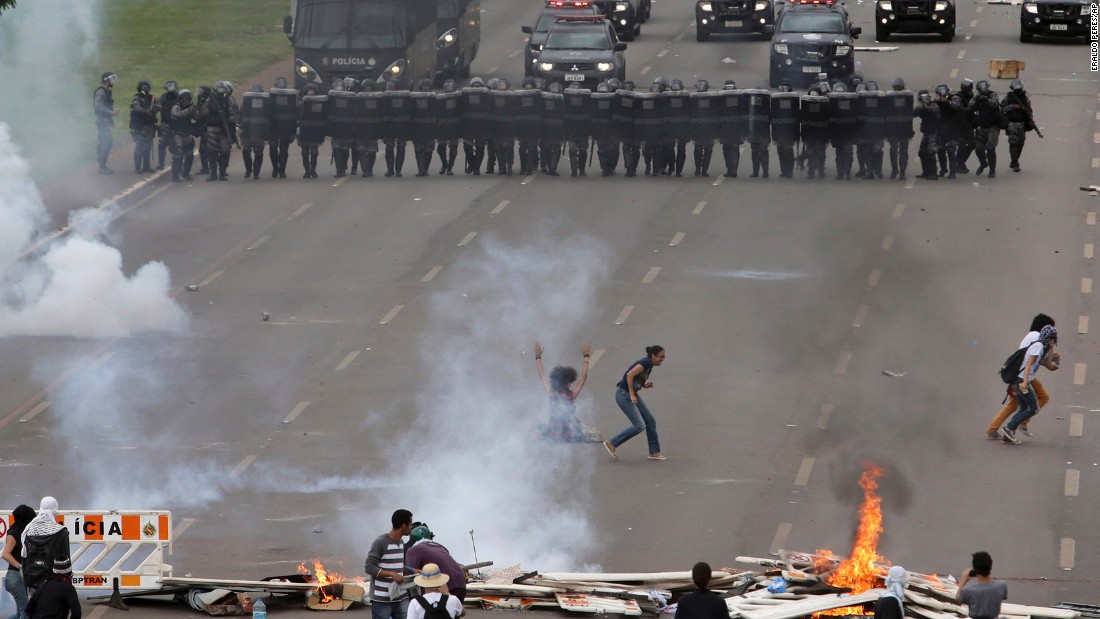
[592,0,650,40]
[523,1,603,76]
[1019,0,1091,42]
[874,0,956,42]
[532,16,628,87]
[769,1,860,87]
[694,0,777,41]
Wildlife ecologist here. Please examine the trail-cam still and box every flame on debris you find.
[298,558,352,603]
[815,462,887,616]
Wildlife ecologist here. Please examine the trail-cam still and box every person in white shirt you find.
[407,563,465,619]
[1000,325,1057,444]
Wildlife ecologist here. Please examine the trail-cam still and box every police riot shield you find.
[689,91,719,143]
[356,91,385,143]
[857,90,885,144]
[541,91,565,142]
[827,91,859,146]
[382,90,413,142]
[437,91,463,142]
[325,90,356,142]
[514,89,543,142]
[411,91,438,143]
[799,95,829,143]
[741,89,771,144]
[634,92,664,144]
[612,90,637,144]
[590,91,615,143]
[488,89,516,142]
[298,94,328,144]
[268,88,298,141]
[461,87,491,142]
[240,92,272,143]
[716,89,743,144]
[562,88,593,143]
[883,90,915,140]
[663,90,691,144]
[769,91,800,144]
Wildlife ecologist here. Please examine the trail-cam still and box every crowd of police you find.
[95,70,1039,182]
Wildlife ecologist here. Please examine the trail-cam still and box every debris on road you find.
[881,370,906,378]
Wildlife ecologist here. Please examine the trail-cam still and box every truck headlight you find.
[436,28,458,49]
[1023,1,1037,11]
[755,1,770,9]
[384,59,406,77]
[836,45,851,54]
[933,1,948,10]
[878,1,892,9]
[615,1,629,10]
[539,62,555,71]
[773,42,788,54]
[294,58,320,82]
[597,62,615,71]
[700,1,714,10]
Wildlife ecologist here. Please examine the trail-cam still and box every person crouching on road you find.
[408,563,464,619]
[604,345,667,461]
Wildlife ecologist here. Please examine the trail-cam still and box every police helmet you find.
[533,77,547,90]
[469,77,486,88]
[344,77,361,92]
[331,78,345,91]
[975,80,991,94]
[648,82,663,93]
[695,79,709,93]
[855,83,868,92]
[653,76,669,89]
[443,79,458,93]
[137,80,152,94]
[101,72,118,86]
[865,80,879,92]
[816,73,828,83]
[164,80,178,93]
[486,78,500,90]
[808,84,825,96]
[917,89,932,104]
[670,78,684,92]
[934,84,950,97]
[223,81,234,96]
[890,76,906,91]
[622,80,635,92]
[566,81,583,91]
[521,76,537,89]
[777,79,793,93]
[1009,79,1024,93]
[410,525,435,543]
[302,84,320,96]
[496,78,510,90]
[360,80,375,93]
[832,82,847,93]
[249,84,264,94]
[849,72,864,87]
[722,79,737,91]
[548,81,564,94]
[214,81,230,96]
[274,76,288,90]
[177,89,192,105]
[384,80,400,92]
[196,85,212,100]
[596,82,611,93]
[416,78,433,92]
[607,78,622,91]
[960,78,974,93]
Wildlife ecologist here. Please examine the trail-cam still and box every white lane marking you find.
[817,403,834,429]
[422,266,443,282]
[794,457,815,486]
[769,523,793,555]
[590,348,606,368]
[882,235,894,250]
[1069,413,1084,437]
[19,400,51,423]
[1079,315,1089,334]
[335,351,361,371]
[957,50,967,59]
[642,267,662,284]
[458,232,478,246]
[1087,212,1096,225]
[522,174,537,184]
[892,203,905,218]
[1065,469,1080,496]
[641,65,652,75]
[712,175,725,186]
[1074,363,1086,385]
[834,351,852,374]
[868,269,882,287]
[614,306,634,325]
[508,49,521,58]
[904,178,915,189]
[1085,243,1094,259]
[174,518,196,540]
[282,401,311,424]
[969,19,978,26]
[976,4,984,10]
[669,232,685,246]
[657,49,669,57]
[491,199,510,215]
[229,455,257,478]
[950,68,959,79]
[1083,277,1093,294]
[87,606,109,619]
[488,66,498,73]
[247,235,270,251]
[198,270,225,287]
[673,31,686,42]
[693,201,707,215]
[1093,157,1100,169]
[291,202,314,218]
[333,177,347,187]
[1095,133,1100,144]
[380,304,404,325]
[1060,538,1075,570]
[853,304,869,328]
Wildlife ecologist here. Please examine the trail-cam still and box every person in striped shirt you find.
[365,509,416,619]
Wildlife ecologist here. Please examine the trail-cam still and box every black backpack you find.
[414,593,453,619]
[998,343,1040,384]
[22,529,70,589]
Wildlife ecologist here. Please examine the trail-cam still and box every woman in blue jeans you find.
[604,345,667,461]
[3,504,36,619]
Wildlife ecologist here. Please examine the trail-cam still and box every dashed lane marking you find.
[669,232,685,246]
[422,266,443,282]
[868,269,882,287]
[693,201,707,215]
[590,348,606,368]
[380,304,404,325]
[817,403,834,429]
[282,401,311,424]
[969,19,978,26]
[290,202,314,219]
[87,606,109,619]
[892,203,906,218]
[335,351,361,371]
[247,235,270,251]
[1069,413,1084,437]
[508,49,521,58]
[641,65,652,75]
[1074,362,1086,385]
[332,177,347,187]
[229,455,257,478]
[882,235,894,250]
[853,304,869,328]
[769,523,793,556]
[642,267,662,284]
[712,175,725,186]
[950,68,959,79]
[1083,278,1093,294]
[1085,243,1094,259]
[458,232,478,246]
[1079,315,1089,334]
[18,400,51,423]
[174,518,196,541]
[794,457,815,486]
[834,351,852,374]
[657,49,669,57]
[976,4,984,10]
[1092,158,1100,169]
[1094,133,1100,144]
[905,178,915,189]
[673,31,686,42]
[198,270,224,287]
[1065,469,1080,496]
[614,305,634,325]
[488,66,498,73]
[522,174,537,184]
[1060,538,1075,570]
[957,50,967,59]
[491,199,510,215]
[1087,212,1096,225]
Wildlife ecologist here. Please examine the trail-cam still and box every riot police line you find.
[118,71,1036,183]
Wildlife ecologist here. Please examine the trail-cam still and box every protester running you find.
[604,345,667,461]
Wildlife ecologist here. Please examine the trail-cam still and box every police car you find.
[532,16,628,87]
[695,0,777,41]
[1019,0,1090,42]
[523,1,603,77]
[592,0,647,40]
[874,0,955,42]
[769,1,860,87]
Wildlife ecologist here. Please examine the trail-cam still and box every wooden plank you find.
[160,577,316,591]
[738,589,884,619]
[556,593,643,615]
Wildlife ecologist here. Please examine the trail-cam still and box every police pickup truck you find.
[769,1,860,87]
[593,0,650,40]
[523,1,603,76]
[874,0,955,42]
[1019,0,1090,42]
[695,0,777,41]
[532,16,628,87]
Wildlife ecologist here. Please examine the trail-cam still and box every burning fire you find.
[815,462,887,615]
[298,558,362,603]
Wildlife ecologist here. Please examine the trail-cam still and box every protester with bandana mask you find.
[873,566,907,619]
[20,497,71,592]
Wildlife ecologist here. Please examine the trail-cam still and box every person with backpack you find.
[20,498,71,593]
[1000,325,1058,445]
[407,563,464,619]
[23,577,81,619]
[3,504,36,619]
[986,314,1060,439]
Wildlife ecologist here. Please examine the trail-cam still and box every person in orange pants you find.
[986,313,1059,438]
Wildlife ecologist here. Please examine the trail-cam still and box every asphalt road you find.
[1,0,1098,617]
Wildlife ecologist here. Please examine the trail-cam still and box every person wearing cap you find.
[408,563,465,619]
[405,525,468,602]
[94,72,120,174]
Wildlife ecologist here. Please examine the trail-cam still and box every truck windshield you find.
[545,28,611,49]
[437,0,460,18]
[295,0,407,49]
[779,13,847,33]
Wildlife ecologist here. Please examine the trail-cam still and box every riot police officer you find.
[828,82,856,180]
[484,77,501,174]
[268,76,298,178]
[436,79,462,175]
[913,89,940,180]
[383,79,410,177]
[933,84,958,178]
[744,88,771,178]
[492,78,516,175]
[327,78,355,178]
[155,80,180,171]
[667,79,689,176]
[518,77,543,176]
[970,80,1003,178]
[200,80,240,181]
[240,84,271,179]
[860,81,887,179]
[618,80,642,177]
[564,81,591,177]
[691,79,716,177]
[130,79,157,174]
[93,72,119,175]
[770,80,799,179]
[886,77,913,180]
[1002,79,1039,172]
[412,78,436,177]
[799,88,829,180]
[593,81,620,176]
[297,83,326,178]
[195,85,213,175]
[169,89,197,182]
[643,77,668,176]
[719,80,742,178]
[955,78,976,173]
